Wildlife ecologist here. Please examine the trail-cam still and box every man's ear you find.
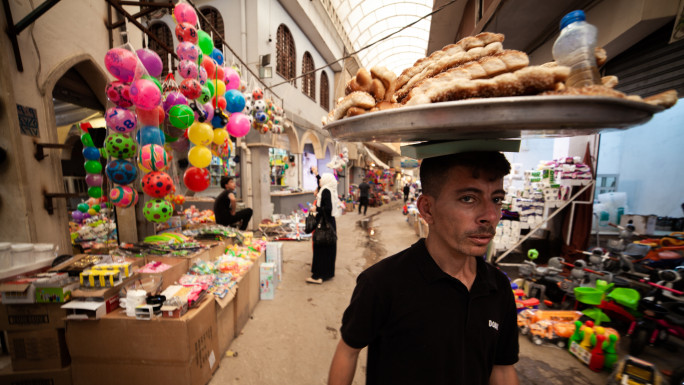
[417,194,434,225]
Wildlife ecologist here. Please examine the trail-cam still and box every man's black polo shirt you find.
[340,238,519,384]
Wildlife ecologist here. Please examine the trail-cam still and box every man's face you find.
[421,166,505,258]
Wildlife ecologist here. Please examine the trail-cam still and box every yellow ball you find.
[215,80,226,96]
[188,145,213,168]
[187,122,214,146]
[213,128,229,145]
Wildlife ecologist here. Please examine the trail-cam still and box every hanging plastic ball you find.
[77,202,89,213]
[104,47,141,82]
[105,133,138,159]
[187,122,214,146]
[93,204,101,212]
[211,96,227,110]
[137,126,165,146]
[210,48,224,66]
[213,128,229,145]
[88,186,103,199]
[105,159,137,185]
[84,160,102,174]
[173,3,198,26]
[197,30,214,56]
[176,42,200,62]
[71,210,84,223]
[188,145,212,168]
[183,166,210,192]
[130,78,162,110]
[202,102,215,122]
[213,80,226,96]
[85,173,103,187]
[163,91,188,113]
[198,66,208,85]
[175,22,198,44]
[215,66,225,81]
[180,78,202,99]
[137,105,165,127]
[141,171,174,198]
[179,59,199,79]
[109,185,138,208]
[201,56,216,79]
[168,104,195,129]
[226,112,250,137]
[253,99,266,112]
[105,81,133,108]
[105,107,137,134]
[136,48,163,78]
[198,86,212,104]
[224,67,240,91]
[143,198,174,223]
[81,133,94,147]
[252,88,264,100]
[138,144,169,172]
[82,146,101,161]
[224,89,246,113]
[87,208,97,216]
[205,81,216,97]
[255,110,268,123]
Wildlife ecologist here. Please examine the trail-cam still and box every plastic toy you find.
[607,356,663,385]
[569,319,621,371]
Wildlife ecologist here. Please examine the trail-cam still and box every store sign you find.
[17,104,39,137]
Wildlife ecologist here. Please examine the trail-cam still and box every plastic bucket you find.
[33,243,55,263]
[574,286,603,305]
[11,243,34,267]
[0,242,11,270]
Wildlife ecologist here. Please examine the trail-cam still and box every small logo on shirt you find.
[488,320,499,330]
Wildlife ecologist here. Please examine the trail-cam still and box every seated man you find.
[214,176,253,230]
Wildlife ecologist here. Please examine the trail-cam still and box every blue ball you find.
[211,113,227,128]
[224,89,246,113]
[82,146,101,160]
[105,159,137,185]
[210,48,224,66]
[136,126,165,146]
[255,110,267,123]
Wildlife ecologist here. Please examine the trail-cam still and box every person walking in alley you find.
[358,178,370,215]
[307,173,341,284]
[214,176,253,230]
[328,151,519,385]
[403,183,410,203]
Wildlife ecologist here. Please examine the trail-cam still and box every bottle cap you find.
[560,10,586,30]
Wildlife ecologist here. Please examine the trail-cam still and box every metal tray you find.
[323,95,663,142]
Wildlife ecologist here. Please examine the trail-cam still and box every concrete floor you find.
[209,201,683,385]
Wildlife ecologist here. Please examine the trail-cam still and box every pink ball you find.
[136,48,163,78]
[105,48,141,82]
[105,107,137,133]
[85,173,103,187]
[176,42,200,62]
[198,66,208,85]
[203,102,215,122]
[105,81,133,108]
[227,112,250,137]
[130,78,162,110]
[224,68,241,91]
[178,60,199,79]
[138,144,169,172]
[109,185,138,208]
[173,3,198,26]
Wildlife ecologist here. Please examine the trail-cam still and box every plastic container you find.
[11,243,34,267]
[33,243,56,263]
[552,10,601,88]
[0,242,11,270]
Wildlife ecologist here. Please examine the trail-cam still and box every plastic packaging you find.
[552,10,600,88]
[11,243,34,267]
[0,242,11,270]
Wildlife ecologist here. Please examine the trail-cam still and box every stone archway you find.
[299,130,323,158]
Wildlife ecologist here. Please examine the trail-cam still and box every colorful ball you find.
[105,133,137,159]
[130,78,162,110]
[137,105,165,126]
[85,173,103,187]
[176,42,200,62]
[198,66,208,85]
[84,160,102,174]
[143,198,174,223]
[141,171,174,198]
[175,22,198,44]
[201,56,216,79]
[168,104,195,129]
[187,122,214,146]
[105,107,137,133]
[104,48,140,82]
[77,202,89,213]
[81,133,94,148]
[163,91,188,113]
[109,185,138,208]
[224,68,240,91]
[136,48,163,78]
[215,66,225,81]
[254,99,266,112]
[87,186,103,199]
[224,89,246,113]
[138,144,169,172]
[173,2,198,25]
[183,166,210,192]
[188,145,212,168]
[212,128,229,145]
[82,146,101,161]
[105,81,133,108]
[178,60,199,79]
[252,88,264,100]
[210,48,224,66]
[180,78,202,99]
[197,30,214,56]
[255,110,268,123]
[105,159,137,185]
[197,86,211,104]
[227,112,251,137]
[137,126,165,146]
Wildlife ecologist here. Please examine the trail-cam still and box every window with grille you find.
[276,24,296,87]
[302,52,315,99]
[149,23,175,74]
[199,7,225,49]
[320,71,329,111]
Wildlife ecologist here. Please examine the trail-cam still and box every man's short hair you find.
[220,176,234,189]
[419,151,510,198]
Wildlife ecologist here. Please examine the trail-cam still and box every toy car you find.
[608,356,663,385]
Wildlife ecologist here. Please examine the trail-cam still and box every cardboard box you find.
[35,281,79,303]
[620,214,657,235]
[141,256,189,290]
[61,295,119,320]
[266,242,283,284]
[233,274,250,336]
[7,328,70,371]
[215,290,236,355]
[248,253,264,313]
[0,279,37,304]
[67,297,218,385]
[0,303,67,330]
[0,365,72,385]
[260,263,276,300]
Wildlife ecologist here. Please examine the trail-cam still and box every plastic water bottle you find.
[552,10,600,88]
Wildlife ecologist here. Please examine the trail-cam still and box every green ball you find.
[168,104,195,129]
[205,81,215,97]
[87,186,103,199]
[104,133,138,159]
[84,160,102,174]
[197,30,213,56]
[77,202,89,213]
[93,204,101,212]
[81,133,94,147]
[198,86,212,104]
[143,198,174,223]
